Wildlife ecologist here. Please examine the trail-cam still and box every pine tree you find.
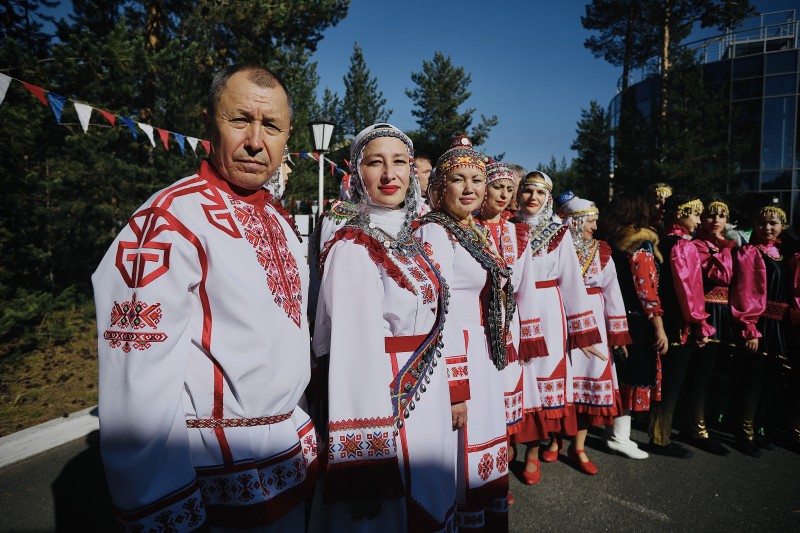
[570,100,613,202]
[405,51,498,158]
[336,43,391,138]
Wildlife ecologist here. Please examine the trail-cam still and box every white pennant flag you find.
[137,122,156,147]
[73,102,93,133]
[0,73,11,105]
[187,136,200,154]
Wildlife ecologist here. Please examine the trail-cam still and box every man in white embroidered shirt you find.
[92,65,317,532]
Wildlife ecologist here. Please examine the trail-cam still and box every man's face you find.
[416,157,432,195]
[204,71,292,190]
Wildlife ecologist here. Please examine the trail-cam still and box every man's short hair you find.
[415,152,432,164]
[207,65,294,122]
[505,163,527,180]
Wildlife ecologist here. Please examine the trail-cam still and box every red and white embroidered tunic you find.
[569,241,631,425]
[480,220,547,440]
[414,222,509,526]
[514,223,602,437]
[92,161,317,532]
[311,207,456,532]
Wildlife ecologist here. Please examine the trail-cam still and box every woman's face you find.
[442,168,486,221]
[581,214,599,241]
[483,180,515,215]
[700,208,726,237]
[358,137,410,208]
[754,213,784,242]
[519,185,549,216]
[679,212,701,234]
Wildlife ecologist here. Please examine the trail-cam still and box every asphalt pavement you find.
[0,423,798,532]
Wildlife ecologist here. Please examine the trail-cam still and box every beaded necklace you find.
[419,211,515,370]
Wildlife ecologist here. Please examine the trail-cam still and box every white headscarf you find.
[517,170,555,230]
[557,190,599,245]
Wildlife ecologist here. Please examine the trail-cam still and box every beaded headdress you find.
[485,161,515,186]
[429,136,486,202]
[520,170,553,192]
[557,190,599,245]
[348,123,420,239]
[665,194,703,219]
[758,205,788,226]
[704,200,729,218]
[517,170,555,229]
[648,182,673,201]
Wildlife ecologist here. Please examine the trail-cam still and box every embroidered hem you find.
[567,328,602,350]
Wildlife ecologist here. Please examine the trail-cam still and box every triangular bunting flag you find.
[137,122,155,146]
[330,162,335,176]
[187,136,199,155]
[200,140,210,154]
[98,109,116,127]
[22,82,48,105]
[73,102,93,133]
[157,128,170,151]
[47,93,67,123]
[0,73,11,105]
[172,132,185,155]
[119,117,137,139]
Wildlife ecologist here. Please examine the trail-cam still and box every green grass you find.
[0,308,98,437]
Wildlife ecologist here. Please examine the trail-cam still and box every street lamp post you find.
[309,118,335,219]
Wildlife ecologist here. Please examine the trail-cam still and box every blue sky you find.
[42,1,798,171]
[311,0,799,171]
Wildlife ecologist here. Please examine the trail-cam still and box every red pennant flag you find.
[200,140,210,154]
[98,109,116,126]
[157,128,170,151]
[22,82,48,105]
[311,152,319,161]
[330,162,335,176]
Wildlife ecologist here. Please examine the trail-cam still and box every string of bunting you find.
[0,73,352,178]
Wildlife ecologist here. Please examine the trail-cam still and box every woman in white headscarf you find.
[511,172,603,484]
[558,191,633,473]
[310,123,455,532]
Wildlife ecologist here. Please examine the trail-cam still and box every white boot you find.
[606,415,649,459]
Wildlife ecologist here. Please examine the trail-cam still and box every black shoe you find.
[688,436,730,456]
[736,438,762,458]
[648,440,694,459]
[754,436,776,451]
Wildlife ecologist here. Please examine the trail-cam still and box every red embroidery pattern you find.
[327,416,395,432]
[539,378,566,408]
[104,293,167,353]
[520,318,543,341]
[572,378,614,407]
[495,446,509,473]
[486,223,516,267]
[231,198,302,327]
[477,452,494,481]
[567,310,598,334]
[116,484,205,533]
[608,316,628,332]
[505,390,523,425]
[329,430,396,460]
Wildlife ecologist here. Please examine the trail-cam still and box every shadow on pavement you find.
[51,430,116,532]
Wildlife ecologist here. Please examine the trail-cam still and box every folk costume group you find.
[93,65,800,533]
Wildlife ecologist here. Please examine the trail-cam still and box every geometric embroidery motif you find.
[572,378,614,407]
[104,292,167,353]
[328,430,395,460]
[566,310,598,335]
[117,485,205,533]
[539,377,566,409]
[231,198,302,327]
[495,446,509,473]
[477,452,494,481]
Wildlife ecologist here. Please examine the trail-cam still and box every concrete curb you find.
[0,406,99,469]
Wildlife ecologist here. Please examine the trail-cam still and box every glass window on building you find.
[736,170,760,191]
[765,50,797,74]
[703,60,731,84]
[733,100,762,170]
[764,73,797,96]
[733,55,764,79]
[733,77,763,100]
[760,170,792,191]
[761,96,796,170]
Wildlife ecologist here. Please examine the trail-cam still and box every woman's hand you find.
[451,402,467,429]
[650,316,668,356]
[745,338,759,354]
[612,345,628,361]
[580,345,607,361]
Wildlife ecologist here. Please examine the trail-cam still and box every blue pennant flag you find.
[119,117,137,139]
[173,132,185,155]
[46,93,67,123]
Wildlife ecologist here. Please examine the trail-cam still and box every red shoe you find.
[568,445,599,475]
[541,436,562,463]
[522,458,541,485]
[507,491,515,506]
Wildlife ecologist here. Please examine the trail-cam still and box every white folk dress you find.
[311,207,456,533]
[569,241,631,425]
[415,222,509,531]
[514,222,602,438]
[92,161,318,532]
